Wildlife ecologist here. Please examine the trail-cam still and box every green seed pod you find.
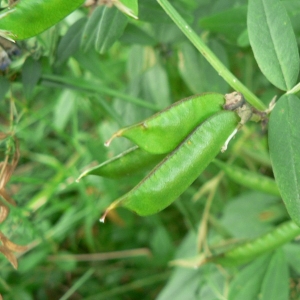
[77,146,165,180]
[213,159,280,196]
[211,221,300,266]
[101,110,239,218]
[105,93,225,154]
[0,0,84,41]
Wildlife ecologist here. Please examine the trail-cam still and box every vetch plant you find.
[0,0,300,298]
[79,0,300,297]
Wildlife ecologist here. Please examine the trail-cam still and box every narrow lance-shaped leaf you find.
[22,57,42,99]
[200,6,247,44]
[0,76,10,101]
[229,249,289,300]
[228,249,288,300]
[228,254,271,300]
[178,41,228,94]
[55,18,87,67]
[81,6,104,53]
[260,249,289,300]
[248,0,299,90]
[269,94,300,225]
[95,6,128,54]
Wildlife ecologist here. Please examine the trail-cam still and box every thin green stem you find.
[41,74,161,112]
[286,82,300,95]
[84,272,170,300]
[174,198,198,231]
[157,0,266,111]
[59,268,95,300]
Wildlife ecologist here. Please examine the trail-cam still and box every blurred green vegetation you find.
[0,0,300,299]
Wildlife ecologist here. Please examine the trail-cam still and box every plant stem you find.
[59,268,95,300]
[41,74,161,111]
[84,272,170,300]
[286,82,300,95]
[157,0,267,111]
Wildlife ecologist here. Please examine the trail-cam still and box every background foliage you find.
[0,0,300,299]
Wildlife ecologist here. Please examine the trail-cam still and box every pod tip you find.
[99,210,108,223]
[221,128,238,152]
[76,172,86,183]
[104,133,117,147]
[104,139,111,147]
[99,200,121,223]
[104,132,118,147]
[104,130,124,147]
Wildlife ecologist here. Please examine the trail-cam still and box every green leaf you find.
[228,254,271,300]
[0,0,85,40]
[157,232,202,300]
[41,74,158,111]
[117,0,138,19]
[248,0,299,90]
[229,249,289,300]
[237,29,250,48]
[119,23,156,45]
[22,57,42,99]
[95,6,128,54]
[221,192,280,239]
[284,243,300,274]
[142,64,171,108]
[81,6,104,53]
[178,43,203,94]
[200,6,247,44]
[53,90,76,131]
[178,41,228,94]
[55,18,86,67]
[139,0,173,23]
[284,1,300,36]
[0,76,10,101]
[18,248,50,273]
[260,249,289,300]
[151,23,183,44]
[269,94,300,225]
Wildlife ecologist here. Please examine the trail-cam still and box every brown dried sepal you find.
[0,138,28,269]
[0,245,18,269]
[224,91,268,129]
[0,138,19,211]
[0,232,29,269]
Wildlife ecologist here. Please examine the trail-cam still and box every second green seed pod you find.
[103,110,239,217]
